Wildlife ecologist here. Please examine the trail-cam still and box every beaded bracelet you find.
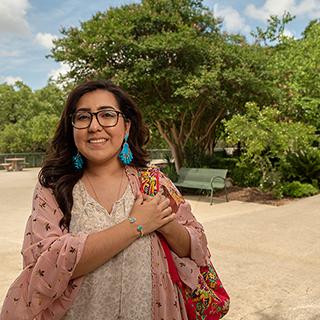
[128,217,144,238]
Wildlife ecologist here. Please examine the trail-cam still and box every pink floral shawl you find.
[1,166,210,319]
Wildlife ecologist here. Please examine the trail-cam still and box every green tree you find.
[251,12,295,45]
[0,82,35,129]
[0,82,64,152]
[263,19,320,130]
[51,0,222,170]
[33,82,66,117]
[51,0,274,170]
[223,18,320,191]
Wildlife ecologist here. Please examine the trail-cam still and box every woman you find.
[1,80,213,319]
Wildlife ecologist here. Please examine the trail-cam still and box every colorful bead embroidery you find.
[139,167,160,196]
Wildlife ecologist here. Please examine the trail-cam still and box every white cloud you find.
[0,0,31,35]
[214,5,251,34]
[294,0,320,18]
[245,0,320,21]
[0,50,19,57]
[35,32,58,50]
[0,76,23,85]
[283,29,294,37]
[49,63,70,81]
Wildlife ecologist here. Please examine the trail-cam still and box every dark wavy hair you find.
[39,80,150,229]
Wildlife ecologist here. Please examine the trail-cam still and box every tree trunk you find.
[155,120,184,172]
[170,143,184,173]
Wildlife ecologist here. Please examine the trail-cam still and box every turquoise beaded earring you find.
[72,152,84,171]
[119,133,133,165]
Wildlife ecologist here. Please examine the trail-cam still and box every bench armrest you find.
[210,176,226,188]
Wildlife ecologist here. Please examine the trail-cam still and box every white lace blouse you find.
[63,180,152,320]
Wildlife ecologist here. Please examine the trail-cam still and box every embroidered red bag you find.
[139,167,230,319]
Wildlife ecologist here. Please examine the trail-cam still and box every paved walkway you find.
[0,168,319,319]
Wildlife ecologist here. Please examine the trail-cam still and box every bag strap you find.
[139,168,194,319]
[158,235,183,286]
[138,167,182,287]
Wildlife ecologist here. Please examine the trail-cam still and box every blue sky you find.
[0,0,319,90]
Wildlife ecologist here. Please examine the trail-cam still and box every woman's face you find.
[73,89,130,166]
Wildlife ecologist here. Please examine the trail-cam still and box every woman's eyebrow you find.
[76,105,118,111]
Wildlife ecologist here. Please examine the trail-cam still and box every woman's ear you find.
[125,119,131,136]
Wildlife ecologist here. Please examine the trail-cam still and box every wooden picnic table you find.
[3,158,27,171]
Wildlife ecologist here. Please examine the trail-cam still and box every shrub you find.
[231,161,262,187]
[184,144,238,172]
[280,181,319,198]
[280,148,320,184]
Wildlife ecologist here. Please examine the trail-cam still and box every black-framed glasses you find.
[71,107,126,129]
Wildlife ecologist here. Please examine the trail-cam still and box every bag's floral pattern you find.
[184,262,230,319]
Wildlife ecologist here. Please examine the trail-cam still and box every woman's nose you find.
[88,114,102,131]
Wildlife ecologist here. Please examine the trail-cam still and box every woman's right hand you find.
[129,192,175,235]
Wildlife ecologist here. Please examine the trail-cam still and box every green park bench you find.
[174,167,229,205]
